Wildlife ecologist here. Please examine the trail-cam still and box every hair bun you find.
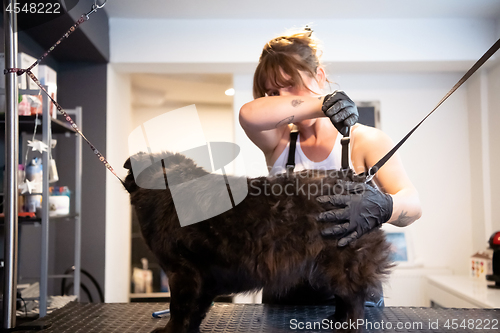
[304,25,313,37]
[253,27,324,99]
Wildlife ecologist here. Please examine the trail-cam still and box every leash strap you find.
[3,2,125,187]
[24,69,125,187]
[362,37,500,182]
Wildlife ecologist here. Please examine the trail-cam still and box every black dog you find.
[124,152,393,333]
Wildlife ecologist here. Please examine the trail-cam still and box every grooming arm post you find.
[2,0,19,329]
[39,88,51,317]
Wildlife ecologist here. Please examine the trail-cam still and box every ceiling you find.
[103,0,500,19]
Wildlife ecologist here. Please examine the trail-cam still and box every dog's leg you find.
[151,269,204,333]
[186,290,215,332]
[333,292,366,333]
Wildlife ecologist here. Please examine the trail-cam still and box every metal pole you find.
[67,108,82,301]
[39,89,50,317]
[2,0,19,328]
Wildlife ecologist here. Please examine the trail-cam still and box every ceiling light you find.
[225,88,235,96]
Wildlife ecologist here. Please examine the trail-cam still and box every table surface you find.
[16,302,500,333]
[427,275,500,308]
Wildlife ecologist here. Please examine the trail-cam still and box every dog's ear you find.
[124,157,132,170]
[123,157,139,194]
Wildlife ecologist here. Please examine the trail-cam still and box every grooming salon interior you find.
[1,0,500,331]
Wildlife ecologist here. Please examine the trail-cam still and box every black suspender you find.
[285,130,299,172]
[340,127,351,171]
[285,128,351,173]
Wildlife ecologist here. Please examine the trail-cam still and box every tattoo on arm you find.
[291,99,304,107]
[275,116,294,128]
[391,210,414,227]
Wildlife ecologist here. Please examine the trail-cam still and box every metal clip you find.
[85,0,108,20]
[364,166,378,183]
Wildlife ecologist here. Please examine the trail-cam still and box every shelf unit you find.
[3,2,109,327]
[0,88,82,317]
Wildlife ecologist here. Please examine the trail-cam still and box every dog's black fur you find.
[124,152,393,333]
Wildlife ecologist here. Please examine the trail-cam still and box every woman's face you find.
[265,68,325,98]
[265,68,325,128]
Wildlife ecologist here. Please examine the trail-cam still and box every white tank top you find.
[269,132,354,176]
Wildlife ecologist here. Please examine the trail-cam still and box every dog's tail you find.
[122,157,139,194]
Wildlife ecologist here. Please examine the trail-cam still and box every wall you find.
[487,63,500,234]
[466,71,489,252]
[110,18,497,73]
[465,57,500,252]
[57,63,108,300]
[105,66,133,302]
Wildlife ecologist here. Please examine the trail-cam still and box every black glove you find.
[316,180,393,247]
[322,90,359,136]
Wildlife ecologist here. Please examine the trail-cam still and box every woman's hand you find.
[315,125,423,247]
[316,179,393,247]
[322,90,359,136]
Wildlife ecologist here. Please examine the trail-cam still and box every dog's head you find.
[123,152,209,193]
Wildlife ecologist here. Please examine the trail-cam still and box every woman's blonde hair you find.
[253,29,324,99]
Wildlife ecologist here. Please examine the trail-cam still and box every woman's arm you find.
[354,125,422,227]
[239,95,325,132]
[239,95,324,155]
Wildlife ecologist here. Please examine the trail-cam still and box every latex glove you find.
[322,90,359,136]
[316,180,393,247]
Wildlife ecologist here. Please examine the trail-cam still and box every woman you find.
[239,29,422,305]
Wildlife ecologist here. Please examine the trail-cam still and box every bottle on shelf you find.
[25,157,42,213]
[48,186,70,216]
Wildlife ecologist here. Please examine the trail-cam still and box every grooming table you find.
[16,302,500,332]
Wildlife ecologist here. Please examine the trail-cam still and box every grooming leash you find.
[357,37,500,183]
[3,1,126,187]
